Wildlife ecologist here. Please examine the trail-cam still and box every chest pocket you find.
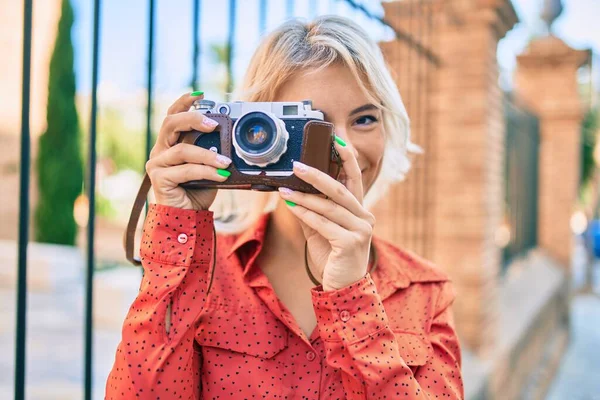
[195,305,291,399]
[195,304,289,359]
[392,331,433,367]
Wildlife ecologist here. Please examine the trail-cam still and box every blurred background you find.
[1,0,599,399]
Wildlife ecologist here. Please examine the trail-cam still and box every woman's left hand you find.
[278,138,376,291]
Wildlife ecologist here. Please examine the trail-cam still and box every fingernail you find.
[217,169,231,178]
[191,90,204,97]
[278,187,294,197]
[216,154,232,165]
[204,118,219,128]
[285,200,296,207]
[334,135,347,147]
[293,161,308,173]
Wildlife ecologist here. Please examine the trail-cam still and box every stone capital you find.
[515,36,591,119]
[382,0,518,42]
[517,35,591,69]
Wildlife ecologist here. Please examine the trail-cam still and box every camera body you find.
[177,99,340,193]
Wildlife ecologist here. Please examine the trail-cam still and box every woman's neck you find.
[264,199,306,266]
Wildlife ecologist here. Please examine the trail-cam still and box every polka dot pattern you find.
[105,206,464,399]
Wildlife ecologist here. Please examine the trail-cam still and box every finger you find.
[278,187,368,233]
[298,220,316,240]
[151,163,229,187]
[153,111,220,154]
[167,91,204,115]
[148,143,231,170]
[284,203,349,244]
[292,161,366,219]
[334,137,364,204]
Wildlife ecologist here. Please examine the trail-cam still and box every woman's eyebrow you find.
[349,104,378,116]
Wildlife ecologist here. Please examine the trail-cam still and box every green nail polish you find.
[217,169,231,177]
[285,200,296,207]
[334,135,347,147]
[191,90,204,97]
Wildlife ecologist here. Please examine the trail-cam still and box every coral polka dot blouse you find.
[105,204,464,399]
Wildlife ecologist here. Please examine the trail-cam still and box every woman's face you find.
[274,63,386,197]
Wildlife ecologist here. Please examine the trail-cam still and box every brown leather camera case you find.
[178,113,340,194]
[123,113,340,265]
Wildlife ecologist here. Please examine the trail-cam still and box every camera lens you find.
[232,111,289,167]
[245,124,268,145]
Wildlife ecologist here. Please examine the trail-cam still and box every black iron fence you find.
[15,1,437,399]
[502,94,540,270]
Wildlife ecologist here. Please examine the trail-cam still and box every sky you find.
[69,0,600,100]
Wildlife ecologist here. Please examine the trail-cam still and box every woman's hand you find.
[277,138,375,291]
[146,92,232,210]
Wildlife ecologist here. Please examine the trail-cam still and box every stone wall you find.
[376,0,518,356]
[515,36,590,267]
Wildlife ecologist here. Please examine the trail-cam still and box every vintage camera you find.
[177,99,341,193]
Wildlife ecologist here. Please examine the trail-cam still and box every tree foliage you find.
[34,0,84,245]
[581,107,599,189]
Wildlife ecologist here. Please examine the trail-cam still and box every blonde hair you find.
[211,15,420,233]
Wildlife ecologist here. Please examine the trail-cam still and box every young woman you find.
[105,16,463,400]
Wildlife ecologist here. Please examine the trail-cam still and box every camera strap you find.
[123,172,152,266]
[123,172,219,297]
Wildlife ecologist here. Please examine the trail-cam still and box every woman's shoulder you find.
[372,235,451,287]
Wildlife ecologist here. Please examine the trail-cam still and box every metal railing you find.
[502,94,540,269]
[14,1,437,399]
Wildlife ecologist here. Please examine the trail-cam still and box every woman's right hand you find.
[145,92,232,211]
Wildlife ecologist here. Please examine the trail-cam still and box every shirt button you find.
[306,351,316,361]
[177,233,188,244]
[340,310,351,322]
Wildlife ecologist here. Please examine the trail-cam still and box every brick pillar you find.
[378,0,518,355]
[515,37,590,267]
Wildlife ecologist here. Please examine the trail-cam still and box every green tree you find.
[580,107,598,189]
[34,0,84,245]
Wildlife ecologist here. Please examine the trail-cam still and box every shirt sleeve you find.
[311,274,464,400]
[104,203,215,400]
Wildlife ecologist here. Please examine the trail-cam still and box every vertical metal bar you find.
[414,0,424,256]
[422,0,432,259]
[259,0,267,35]
[191,0,201,89]
[14,1,33,399]
[425,1,436,260]
[141,0,155,278]
[84,0,101,398]
[286,0,294,19]
[402,1,413,250]
[391,3,401,246]
[146,0,156,163]
[226,0,237,99]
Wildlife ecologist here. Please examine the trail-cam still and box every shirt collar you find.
[225,212,417,299]
[226,212,271,277]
